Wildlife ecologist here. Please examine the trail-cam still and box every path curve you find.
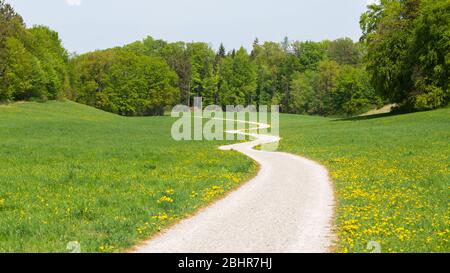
[134,118,335,253]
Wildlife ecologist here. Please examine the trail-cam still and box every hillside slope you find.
[0,101,256,252]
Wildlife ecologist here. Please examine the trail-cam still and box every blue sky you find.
[8,0,373,53]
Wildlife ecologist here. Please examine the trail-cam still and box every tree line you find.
[1,0,448,116]
[70,35,380,116]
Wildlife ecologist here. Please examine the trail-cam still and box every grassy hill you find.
[0,101,256,252]
[277,109,450,252]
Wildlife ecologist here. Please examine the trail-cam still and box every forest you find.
[0,0,449,116]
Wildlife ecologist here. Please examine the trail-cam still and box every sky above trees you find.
[8,0,370,54]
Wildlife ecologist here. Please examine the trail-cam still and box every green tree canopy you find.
[72,49,179,116]
[361,0,449,110]
[328,38,363,65]
[218,47,257,106]
[1,1,68,102]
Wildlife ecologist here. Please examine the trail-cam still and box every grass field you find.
[1,101,448,253]
[276,110,450,252]
[0,101,256,252]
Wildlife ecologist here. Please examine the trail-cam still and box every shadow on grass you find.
[332,110,416,122]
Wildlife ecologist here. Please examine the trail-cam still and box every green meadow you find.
[1,101,449,253]
[0,101,256,252]
[277,109,450,252]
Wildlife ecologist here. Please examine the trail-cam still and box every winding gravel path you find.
[133,118,335,253]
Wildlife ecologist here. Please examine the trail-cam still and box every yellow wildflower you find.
[157,196,174,204]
